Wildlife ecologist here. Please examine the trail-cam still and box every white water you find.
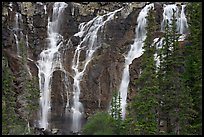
[71,8,122,133]
[36,2,68,129]
[178,5,188,41]
[161,4,188,35]
[9,2,13,11]
[153,37,164,71]
[119,3,154,120]
[13,12,23,56]
[155,4,188,68]
[178,5,188,34]
[71,6,74,16]
[14,33,19,55]
[31,2,189,132]
[44,4,47,14]
[161,4,179,32]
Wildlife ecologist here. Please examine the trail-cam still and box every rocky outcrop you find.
[2,2,188,134]
[1,0,152,128]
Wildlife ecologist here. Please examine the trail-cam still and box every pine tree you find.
[110,91,122,120]
[110,91,127,134]
[158,9,194,135]
[184,2,202,135]
[2,55,17,134]
[18,39,40,134]
[2,38,40,135]
[128,8,159,135]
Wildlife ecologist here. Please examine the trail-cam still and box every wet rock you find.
[34,127,53,135]
[33,14,47,28]
[154,2,164,31]
[3,2,185,134]
[51,128,60,134]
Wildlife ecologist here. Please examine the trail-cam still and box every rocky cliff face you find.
[2,2,187,134]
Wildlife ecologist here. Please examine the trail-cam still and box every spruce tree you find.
[18,39,40,134]
[158,9,194,135]
[184,2,202,135]
[110,91,127,134]
[129,8,159,135]
[2,55,17,134]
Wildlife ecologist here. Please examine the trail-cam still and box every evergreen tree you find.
[81,112,116,135]
[2,38,40,135]
[184,2,202,135]
[18,38,40,134]
[110,91,127,134]
[2,55,17,134]
[158,11,178,135]
[110,91,122,120]
[158,9,194,135]
[128,8,159,135]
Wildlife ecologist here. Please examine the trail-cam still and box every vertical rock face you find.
[2,2,188,134]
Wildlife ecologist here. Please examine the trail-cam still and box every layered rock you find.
[2,2,188,134]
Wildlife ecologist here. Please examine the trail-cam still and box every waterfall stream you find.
[13,12,23,56]
[119,3,154,120]
[33,2,189,133]
[71,8,122,133]
[36,2,68,129]
[154,4,188,69]
[118,3,188,120]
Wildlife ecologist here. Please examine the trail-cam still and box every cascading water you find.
[154,37,164,70]
[118,3,154,120]
[36,2,68,129]
[155,4,188,68]
[178,5,188,41]
[161,4,179,32]
[178,5,188,34]
[44,4,47,14]
[161,4,188,35]
[8,2,13,11]
[3,2,192,135]
[71,8,122,133]
[13,12,23,56]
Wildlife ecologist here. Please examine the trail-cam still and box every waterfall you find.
[155,4,188,69]
[161,4,188,35]
[37,2,47,15]
[161,4,179,32]
[154,37,164,71]
[44,4,47,14]
[118,3,154,120]
[9,2,13,11]
[178,5,188,41]
[71,8,122,133]
[36,2,68,129]
[13,12,23,56]
[178,5,188,34]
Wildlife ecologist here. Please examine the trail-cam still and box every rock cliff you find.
[2,2,188,134]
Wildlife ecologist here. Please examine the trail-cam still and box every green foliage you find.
[157,9,195,135]
[127,8,159,135]
[184,2,202,135]
[110,91,122,120]
[18,39,40,133]
[2,39,40,135]
[82,90,128,135]
[110,91,128,134]
[81,112,115,135]
[126,4,201,135]
[2,56,29,135]
[2,55,19,135]
[24,77,40,117]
